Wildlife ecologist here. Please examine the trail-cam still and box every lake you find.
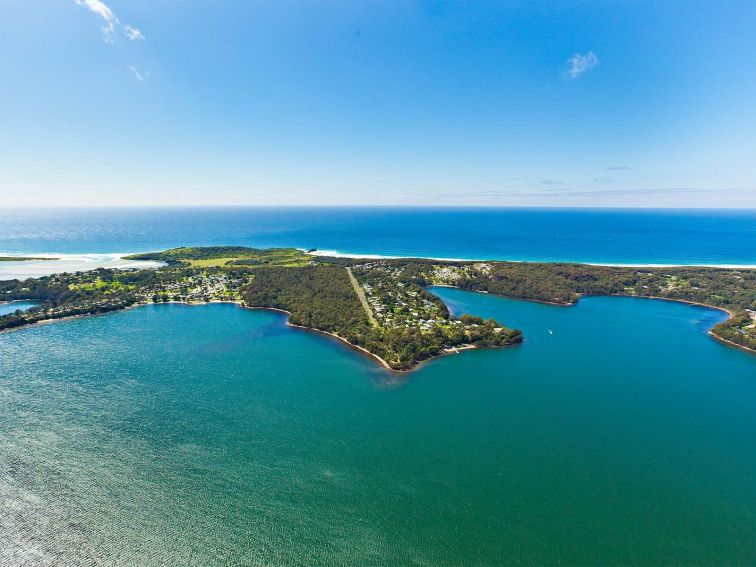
[0,301,37,316]
[1,290,753,565]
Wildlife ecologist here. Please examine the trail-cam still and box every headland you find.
[1,246,753,369]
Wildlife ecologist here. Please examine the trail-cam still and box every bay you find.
[1,292,754,565]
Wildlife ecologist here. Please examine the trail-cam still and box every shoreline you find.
[1,298,490,373]
[0,299,38,307]
[241,305,476,373]
[0,299,407,371]
[3,285,753,362]
[245,306,397,372]
[306,250,756,269]
[3,250,755,272]
[431,284,572,307]
[0,252,163,281]
[605,295,755,354]
[432,284,755,355]
[708,332,756,355]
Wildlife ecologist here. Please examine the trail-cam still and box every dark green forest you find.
[319,257,756,352]
[242,265,522,370]
[2,247,754,361]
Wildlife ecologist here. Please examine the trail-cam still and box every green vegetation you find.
[0,264,255,331]
[303,255,756,353]
[713,310,756,351]
[126,247,310,267]
[428,262,755,308]
[69,278,113,291]
[2,247,754,366]
[242,265,521,369]
[244,265,370,335]
[415,261,756,351]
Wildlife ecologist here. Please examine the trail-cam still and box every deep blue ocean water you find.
[1,207,755,265]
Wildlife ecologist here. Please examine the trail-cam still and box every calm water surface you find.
[1,292,754,565]
[0,301,37,316]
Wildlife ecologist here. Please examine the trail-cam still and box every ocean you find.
[1,207,755,265]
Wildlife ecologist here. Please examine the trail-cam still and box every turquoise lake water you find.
[1,291,754,565]
[0,301,37,316]
[1,207,755,265]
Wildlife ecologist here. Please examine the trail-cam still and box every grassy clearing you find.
[69,279,109,291]
[69,279,132,292]
[188,257,241,268]
[127,247,311,269]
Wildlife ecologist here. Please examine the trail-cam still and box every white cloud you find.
[566,51,599,79]
[75,0,116,41]
[129,65,149,81]
[75,0,144,43]
[76,0,114,22]
[124,25,145,41]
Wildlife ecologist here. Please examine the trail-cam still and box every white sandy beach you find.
[2,249,754,282]
[305,249,756,269]
[0,253,163,280]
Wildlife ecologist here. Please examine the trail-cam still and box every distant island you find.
[1,247,754,369]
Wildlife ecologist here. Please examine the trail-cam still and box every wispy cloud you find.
[566,51,599,79]
[124,25,145,41]
[75,0,144,43]
[129,66,149,82]
[75,0,116,42]
[552,187,712,198]
[405,187,721,201]
[606,166,631,171]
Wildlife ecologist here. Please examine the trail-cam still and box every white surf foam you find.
[0,253,163,280]
[306,250,756,268]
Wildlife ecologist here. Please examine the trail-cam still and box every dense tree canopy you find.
[2,247,753,361]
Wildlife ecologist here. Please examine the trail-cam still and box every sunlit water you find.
[1,293,754,565]
[1,207,755,265]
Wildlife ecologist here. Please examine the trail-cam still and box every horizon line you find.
[3,204,756,211]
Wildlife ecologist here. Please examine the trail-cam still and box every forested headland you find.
[1,247,754,367]
[242,265,521,370]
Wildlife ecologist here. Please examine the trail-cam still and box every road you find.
[346,267,378,326]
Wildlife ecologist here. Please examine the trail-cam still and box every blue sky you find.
[1,1,754,207]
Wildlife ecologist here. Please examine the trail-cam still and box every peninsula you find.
[1,247,754,369]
